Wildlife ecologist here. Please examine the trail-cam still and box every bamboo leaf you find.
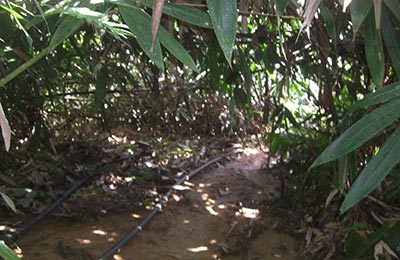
[350,81,400,112]
[320,4,337,46]
[381,6,400,78]
[373,0,382,30]
[341,125,400,213]
[49,16,84,50]
[119,5,164,70]
[207,0,237,66]
[0,191,16,213]
[383,0,400,23]
[362,9,384,87]
[157,25,198,72]
[311,97,400,168]
[274,0,289,16]
[107,0,212,28]
[0,241,20,260]
[151,0,164,48]
[301,0,323,29]
[350,0,373,35]
[0,101,11,151]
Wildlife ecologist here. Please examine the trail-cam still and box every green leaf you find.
[207,0,237,65]
[350,81,400,112]
[362,9,384,87]
[320,4,337,46]
[381,6,400,78]
[108,0,212,28]
[95,67,108,107]
[383,0,400,24]
[157,25,198,72]
[0,101,11,151]
[119,5,164,70]
[0,192,16,213]
[340,125,400,213]
[0,241,20,260]
[345,222,400,259]
[274,0,289,16]
[311,97,400,168]
[351,0,373,35]
[49,16,84,50]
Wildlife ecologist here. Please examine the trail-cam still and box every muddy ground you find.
[6,149,302,260]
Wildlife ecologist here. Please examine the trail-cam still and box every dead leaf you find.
[0,101,12,151]
[151,0,165,50]
[374,240,399,260]
[373,0,382,30]
[301,0,323,30]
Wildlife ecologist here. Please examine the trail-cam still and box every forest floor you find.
[1,137,304,260]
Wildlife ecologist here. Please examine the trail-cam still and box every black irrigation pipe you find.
[2,150,153,245]
[99,156,223,260]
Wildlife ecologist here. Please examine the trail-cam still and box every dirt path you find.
[15,150,300,260]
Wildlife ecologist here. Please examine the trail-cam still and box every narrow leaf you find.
[152,0,165,48]
[49,16,84,50]
[320,4,337,46]
[119,5,164,69]
[0,192,16,213]
[0,101,11,151]
[374,0,382,30]
[157,25,198,71]
[274,0,289,16]
[107,0,212,28]
[301,0,323,29]
[362,9,384,87]
[207,0,237,65]
[350,0,373,35]
[341,125,400,213]
[383,0,400,24]
[350,81,400,112]
[381,7,400,78]
[0,241,20,260]
[311,97,400,168]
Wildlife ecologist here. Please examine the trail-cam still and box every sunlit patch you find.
[199,183,205,188]
[76,238,91,244]
[183,181,194,187]
[93,229,107,236]
[217,204,226,209]
[131,213,141,219]
[236,207,259,219]
[172,193,182,201]
[0,225,5,231]
[113,254,124,260]
[183,219,190,224]
[209,239,217,244]
[14,246,23,258]
[187,246,208,252]
[173,185,191,190]
[201,193,209,201]
[205,198,215,206]
[196,189,204,192]
[205,206,218,216]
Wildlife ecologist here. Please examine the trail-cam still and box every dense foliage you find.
[0,0,400,258]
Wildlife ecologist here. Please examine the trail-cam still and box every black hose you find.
[99,156,223,260]
[3,150,152,245]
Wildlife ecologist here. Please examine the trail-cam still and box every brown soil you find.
[12,150,301,260]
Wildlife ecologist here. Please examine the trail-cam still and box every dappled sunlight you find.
[236,207,260,219]
[187,245,209,252]
[76,238,91,244]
